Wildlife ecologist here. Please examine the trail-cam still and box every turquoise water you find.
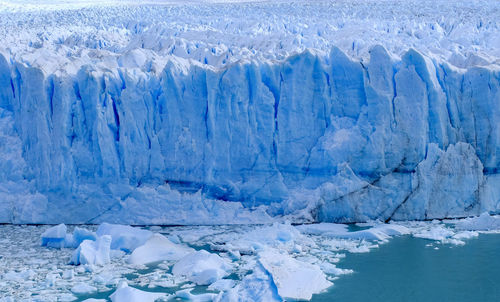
[76,234,500,302]
[313,234,500,302]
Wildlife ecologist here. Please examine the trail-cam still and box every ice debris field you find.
[0,0,499,224]
[2,214,500,301]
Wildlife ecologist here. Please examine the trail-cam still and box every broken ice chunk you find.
[110,281,166,302]
[258,249,332,300]
[70,235,111,265]
[175,288,217,301]
[96,223,152,252]
[64,227,98,248]
[40,224,67,248]
[218,265,281,302]
[172,250,231,285]
[207,279,236,292]
[297,222,409,241]
[129,233,194,265]
[455,212,500,231]
[71,283,97,295]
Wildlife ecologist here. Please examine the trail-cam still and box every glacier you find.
[0,0,499,224]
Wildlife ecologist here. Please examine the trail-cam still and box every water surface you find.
[314,234,500,302]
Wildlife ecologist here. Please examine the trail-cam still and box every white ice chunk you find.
[228,223,305,254]
[71,283,97,295]
[96,223,152,252]
[295,223,348,235]
[70,235,111,265]
[129,233,194,265]
[175,289,217,302]
[110,281,166,302]
[319,262,353,276]
[62,269,74,280]
[41,224,67,248]
[64,227,98,249]
[258,250,332,300]
[372,224,411,236]
[172,250,231,285]
[4,270,35,281]
[217,265,280,302]
[296,222,408,241]
[455,212,500,231]
[413,225,454,241]
[207,279,236,292]
[452,231,479,240]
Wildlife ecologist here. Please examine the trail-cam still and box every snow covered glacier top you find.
[0,0,499,75]
[0,0,499,225]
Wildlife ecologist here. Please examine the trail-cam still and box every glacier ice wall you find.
[0,46,500,224]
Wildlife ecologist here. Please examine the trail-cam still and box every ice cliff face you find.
[0,0,499,224]
[1,46,499,224]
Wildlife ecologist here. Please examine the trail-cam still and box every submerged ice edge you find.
[0,46,500,224]
[4,215,499,301]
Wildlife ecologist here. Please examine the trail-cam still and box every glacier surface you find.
[0,0,499,224]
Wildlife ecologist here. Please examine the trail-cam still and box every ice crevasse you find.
[0,45,499,224]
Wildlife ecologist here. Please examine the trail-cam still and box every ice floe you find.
[40,223,67,248]
[172,250,232,285]
[129,233,194,265]
[455,212,500,231]
[258,249,332,300]
[109,281,167,302]
[70,235,112,266]
[71,282,98,295]
[96,223,153,253]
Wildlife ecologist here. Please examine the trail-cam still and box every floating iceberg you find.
[218,265,281,302]
[129,233,194,265]
[40,224,67,248]
[172,250,232,285]
[65,227,98,248]
[71,283,97,295]
[258,249,332,300]
[109,282,166,302]
[296,223,410,241]
[70,235,112,266]
[96,223,152,252]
